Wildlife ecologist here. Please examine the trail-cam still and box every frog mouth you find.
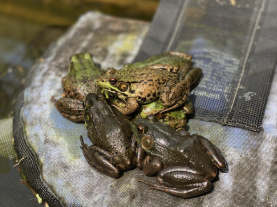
[98,85,125,96]
[102,87,121,95]
[97,81,120,93]
[97,82,130,102]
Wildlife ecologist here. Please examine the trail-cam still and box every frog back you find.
[138,119,217,176]
[63,60,103,98]
[116,67,176,83]
[85,95,134,165]
[124,53,193,70]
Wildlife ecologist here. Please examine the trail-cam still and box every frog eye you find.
[70,55,78,62]
[109,77,118,86]
[118,82,128,92]
[84,53,92,60]
[137,123,148,134]
[141,135,154,150]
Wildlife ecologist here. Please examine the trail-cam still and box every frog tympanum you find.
[97,52,201,115]
[52,53,103,122]
[80,93,142,178]
[131,116,227,198]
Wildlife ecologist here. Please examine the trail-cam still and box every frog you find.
[131,116,227,198]
[51,53,104,122]
[97,51,201,116]
[136,98,194,130]
[80,93,145,178]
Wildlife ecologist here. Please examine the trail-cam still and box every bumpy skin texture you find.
[131,117,227,199]
[97,52,201,115]
[52,53,104,122]
[80,93,138,178]
[133,52,201,129]
[103,52,201,129]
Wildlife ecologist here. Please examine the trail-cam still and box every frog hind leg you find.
[51,97,85,122]
[112,97,139,115]
[138,166,211,198]
[194,135,228,171]
[80,136,121,178]
[182,67,202,87]
[60,112,84,123]
[157,80,190,114]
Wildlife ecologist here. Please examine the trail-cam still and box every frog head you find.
[97,68,133,99]
[131,116,178,156]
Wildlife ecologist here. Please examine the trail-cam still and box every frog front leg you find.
[51,97,85,122]
[112,97,139,115]
[140,156,163,176]
[157,80,190,114]
[80,136,121,178]
[138,166,212,198]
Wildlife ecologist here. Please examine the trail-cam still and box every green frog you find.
[80,93,145,178]
[136,98,194,129]
[131,116,227,198]
[52,53,104,122]
[97,52,201,115]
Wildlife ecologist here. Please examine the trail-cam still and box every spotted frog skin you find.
[80,93,144,178]
[97,52,201,115]
[131,116,227,199]
[52,53,103,122]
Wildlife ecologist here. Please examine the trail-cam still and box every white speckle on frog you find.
[243,92,257,101]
